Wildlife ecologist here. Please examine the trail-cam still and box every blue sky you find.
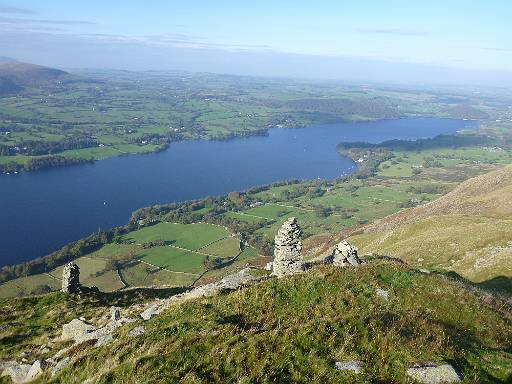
[0,1,511,85]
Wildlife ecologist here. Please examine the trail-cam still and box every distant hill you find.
[0,60,71,93]
[346,166,512,283]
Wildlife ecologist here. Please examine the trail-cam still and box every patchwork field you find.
[0,222,249,297]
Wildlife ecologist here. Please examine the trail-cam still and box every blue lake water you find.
[0,118,477,267]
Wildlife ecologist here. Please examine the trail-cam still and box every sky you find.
[0,0,511,85]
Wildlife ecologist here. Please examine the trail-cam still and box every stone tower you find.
[272,217,304,277]
[62,262,81,293]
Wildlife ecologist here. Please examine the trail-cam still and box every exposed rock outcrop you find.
[61,262,81,293]
[272,217,304,277]
[333,360,363,373]
[140,268,262,320]
[326,241,365,266]
[61,319,96,342]
[0,360,43,383]
[406,363,461,383]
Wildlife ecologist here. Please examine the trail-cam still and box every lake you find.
[0,118,477,267]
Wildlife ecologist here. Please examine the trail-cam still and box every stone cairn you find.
[272,217,305,277]
[328,241,364,266]
[61,262,81,293]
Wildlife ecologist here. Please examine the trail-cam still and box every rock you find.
[25,360,43,382]
[376,288,390,300]
[53,346,72,360]
[61,262,81,293]
[334,360,363,373]
[94,334,113,347]
[327,241,364,266]
[141,303,161,321]
[272,217,304,277]
[128,326,145,337]
[111,307,122,322]
[1,361,31,383]
[61,319,96,342]
[140,268,262,320]
[406,363,461,383]
[51,357,70,376]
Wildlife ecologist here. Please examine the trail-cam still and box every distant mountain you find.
[0,56,17,62]
[0,60,71,94]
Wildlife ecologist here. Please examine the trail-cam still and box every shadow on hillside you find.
[476,276,512,295]
[434,320,512,383]
[443,271,512,296]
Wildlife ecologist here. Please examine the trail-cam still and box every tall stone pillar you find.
[272,217,304,277]
[62,262,81,293]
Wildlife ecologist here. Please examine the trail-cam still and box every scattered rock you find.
[94,334,113,348]
[334,360,363,373]
[406,363,461,383]
[272,217,304,277]
[128,326,145,337]
[25,360,43,382]
[61,319,96,342]
[141,268,262,320]
[327,241,365,266]
[141,303,161,321]
[1,360,31,383]
[51,357,70,376]
[376,288,390,301]
[419,269,431,274]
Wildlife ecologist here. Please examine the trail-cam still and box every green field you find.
[0,222,250,298]
[123,222,230,250]
[201,236,241,258]
[138,246,207,274]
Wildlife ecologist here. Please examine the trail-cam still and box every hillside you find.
[0,60,70,91]
[345,166,512,283]
[0,262,511,383]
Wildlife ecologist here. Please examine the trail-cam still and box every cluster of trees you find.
[141,239,167,249]
[0,136,98,156]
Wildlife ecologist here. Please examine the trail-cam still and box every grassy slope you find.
[347,166,512,282]
[1,263,508,383]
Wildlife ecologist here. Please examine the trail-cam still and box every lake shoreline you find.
[0,115,467,175]
[0,117,478,268]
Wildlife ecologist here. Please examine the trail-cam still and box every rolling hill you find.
[0,60,71,93]
[345,165,512,283]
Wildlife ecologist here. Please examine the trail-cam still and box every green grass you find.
[201,237,241,258]
[349,215,512,283]
[120,261,196,288]
[123,223,229,251]
[0,274,60,298]
[17,263,511,383]
[138,246,206,274]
